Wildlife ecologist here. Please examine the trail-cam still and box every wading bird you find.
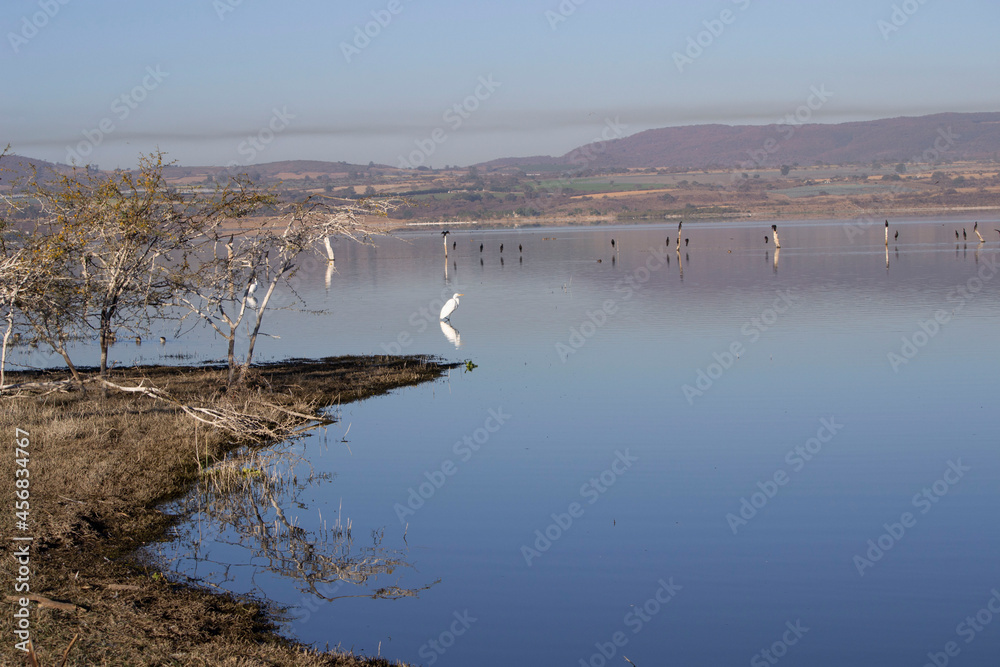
[246,276,258,297]
[439,293,464,321]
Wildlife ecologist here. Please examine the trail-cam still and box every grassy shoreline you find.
[0,356,457,666]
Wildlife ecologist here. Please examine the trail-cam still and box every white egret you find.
[439,293,464,321]
[246,276,258,297]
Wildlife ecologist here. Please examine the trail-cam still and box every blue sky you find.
[4,0,999,169]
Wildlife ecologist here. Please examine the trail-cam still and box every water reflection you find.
[439,320,461,348]
[149,446,436,603]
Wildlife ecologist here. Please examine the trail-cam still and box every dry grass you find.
[0,356,455,666]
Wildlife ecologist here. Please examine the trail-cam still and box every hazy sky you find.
[4,0,999,169]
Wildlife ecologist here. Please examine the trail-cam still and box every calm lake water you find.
[63,217,1000,665]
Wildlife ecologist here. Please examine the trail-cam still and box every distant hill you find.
[0,154,63,186]
[480,112,1000,171]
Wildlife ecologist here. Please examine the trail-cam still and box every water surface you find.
[130,217,1000,666]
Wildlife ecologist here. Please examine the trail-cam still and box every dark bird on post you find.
[519,244,522,253]
[956,230,960,239]
[963,228,967,240]
[453,241,456,250]
[765,236,769,244]
[480,243,483,252]
[895,230,899,240]
[500,243,504,253]
[685,238,689,247]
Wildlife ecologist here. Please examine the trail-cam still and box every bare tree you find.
[24,151,273,377]
[172,195,403,385]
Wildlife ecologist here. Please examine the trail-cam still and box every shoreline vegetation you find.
[0,149,461,664]
[0,356,456,666]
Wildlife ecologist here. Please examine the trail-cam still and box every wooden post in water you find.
[676,221,682,252]
[974,222,985,243]
[885,220,889,247]
[771,224,781,249]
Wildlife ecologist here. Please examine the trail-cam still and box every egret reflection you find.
[440,320,462,348]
